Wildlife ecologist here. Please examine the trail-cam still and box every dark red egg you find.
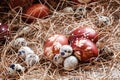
[44,34,68,60]
[69,27,98,43]
[71,38,98,62]
[23,4,50,23]
[0,24,10,45]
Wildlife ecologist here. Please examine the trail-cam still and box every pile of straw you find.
[0,0,120,80]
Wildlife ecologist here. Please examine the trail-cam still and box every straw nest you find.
[0,0,120,80]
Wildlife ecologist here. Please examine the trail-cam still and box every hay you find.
[0,0,120,80]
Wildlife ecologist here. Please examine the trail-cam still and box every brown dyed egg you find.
[44,34,68,60]
[23,4,50,23]
[69,27,98,43]
[71,38,98,62]
[9,0,34,8]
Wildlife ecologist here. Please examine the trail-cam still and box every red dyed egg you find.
[71,38,98,62]
[44,34,68,60]
[23,4,50,23]
[0,24,10,45]
[69,27,98,43]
